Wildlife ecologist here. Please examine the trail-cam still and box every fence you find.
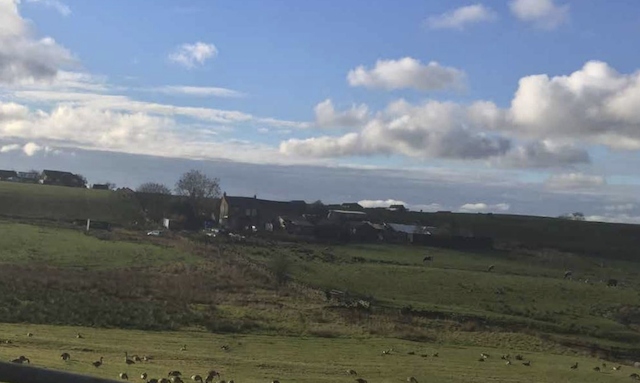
[0,361,120,383]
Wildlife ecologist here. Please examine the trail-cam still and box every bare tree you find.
[175,170,221,200]
[137,182,171,195]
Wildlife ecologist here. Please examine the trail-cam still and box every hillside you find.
[0,181,144,225]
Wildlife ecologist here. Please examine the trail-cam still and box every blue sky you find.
[2,0,640,223]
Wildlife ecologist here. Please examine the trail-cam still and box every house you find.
[341,202,364,211]
[41,170,86,188]
[279,216,315,235]
[349,221,386,242]
[327,209,367,222]
[0,170,17,181]
[388,204,407,212]
[387,223,433,243]
[92,184,110,190]
[17,171,40,183]
[219,194,307,231]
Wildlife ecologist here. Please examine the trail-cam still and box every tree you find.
[137,182,172,195]
[175,170,221,200]
[106,182,117,191]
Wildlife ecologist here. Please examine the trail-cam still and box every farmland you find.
[2,183,640,382]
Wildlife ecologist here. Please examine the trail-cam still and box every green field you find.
[0,323,626,383]
[0,181,143,225]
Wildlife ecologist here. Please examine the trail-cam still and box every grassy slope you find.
[246,243,640,345]
[0,181,143,225]
[0,221,198,267]
[0,323,622,383]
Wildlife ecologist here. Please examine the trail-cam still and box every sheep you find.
[613,365,622,371]
[180,344,187,351]
[570,362,578,370]
[220,345,230,351]
[607,279,618,287]
[120,373,129,380]
[26,332,33,337]
[125,352,135,365]
[92,357,104,368]
[11,356,30,364]
[132,354,142,362]
[347,369,358,375]
[148,379,158,383]
[168,371,182,377]
[143,355,153,362]
[515,354,524,361]
[141,373,148,380]
[76,333,83,339]
[593,367,600,372]
[355,379,368,383]
[505,360,511,365]
[407,377,419,383]
[478,357,485,362]
[500,354,510,360]
[407,351,415,355]
[60,352,71,361]
[205,371,220,383]
[480,353,490,359]
[170,377,183,383]
[272,381,281,383]
[423,256,433,262]
[191,375,203,383]
[159,379,170,383]
[432,352,439,357]
[487,265,495,272]
[564,270,573,280]
[630,373,640,380]
[522,361,531,366]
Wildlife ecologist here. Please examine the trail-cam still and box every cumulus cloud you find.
[426,4,497,30]
[509,0,569,29]
[282,100,511,160]
[25,0,71,16]
[358,199,407,208]
[500,140,590,168]
[508,61,640,149]
[459,202,510,212]
[347,57,465,91]
[0,143,20,153]
[545,173,606,190]
[314,99,369,129]
[155,85,244,98]
[604,203,635,212]
[169,42,217,68]
[0,0,74,85]
[22,141,42,156]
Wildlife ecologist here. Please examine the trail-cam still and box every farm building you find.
[92,184,110,190]
[17,171,40,183]
[219,194,307,231]
[0,170,17,181]
[42,170,86,188]
[327,209,367,222]
[341,202,364,211]
[349,221,386,242]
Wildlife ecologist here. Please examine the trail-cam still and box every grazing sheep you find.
[141,373,148,380]
[191,375,203,383]
[170,377,183,383]
[501,354,510,360]
[505,361,511,365]
[515,354,524,361]
[407,351,415,355]
[168,371,182,377]
[487,265,495,272]
[76,333,83,339]
[478,358,485,362]
[60,352,71,361]
[423,256,433,262]
[347,369,358,376]
[634,362,640,368]
[93,357,104,368]
[608,279,618,287]
[630,373,640,380]
[613,365,622,371]
[564,270,573,280]
[125,352,135,365]
[355,379,368,383]
[420,354,429,358]
[11,356,30,364]
[603,363,607,368]
[480,353,490,359]
[26,332,33,337]
[272,380,281,383]
[593,367,600,372]
[205,371,220,383]
[180,345,187,351]
[432,352,439,357]
[120,373,129,380]
[522,361,531,366]
[159,379,170,383]
[148,379,158,383]
[132,355,142,362]
[407,377,419,383]
[571,362,578,370]
[143,355,153,362]
[221,345,230,351]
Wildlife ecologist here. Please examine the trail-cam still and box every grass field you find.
[0,323,628,383]
[0,181,143,225]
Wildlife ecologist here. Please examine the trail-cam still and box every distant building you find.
[41,170,86,188]
[388,204,407,212]
[279,216,315,235]
[341,202,364,211]
[219,194,307,231]
[17,171,40,183]
[92,184,110,190]
[0,170,17,181]
[327,209,367,222]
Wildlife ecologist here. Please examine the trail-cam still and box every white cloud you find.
[25,0,71,16]
[509,0,569,29]
[156,86,244,98]
[0,143,20,153]
[426,4,497,30]
[508,61,640,149]
[314,99,369,129]
[0,0,74,85]
[169,42,217,68]
[545,173,606,190]
[22,141,42,156]
[499,140,590,168]
[459,202,510,212]
[347,57,465,91]
[358,199,407,208]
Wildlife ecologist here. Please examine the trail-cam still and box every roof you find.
[42,169,74,177]
[223,195,307,214]
[0,170,17,178]
[329,209,367,215]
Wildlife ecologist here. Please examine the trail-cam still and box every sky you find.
[1,0,640,223]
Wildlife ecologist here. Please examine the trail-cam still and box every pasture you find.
[0,323,628,383]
